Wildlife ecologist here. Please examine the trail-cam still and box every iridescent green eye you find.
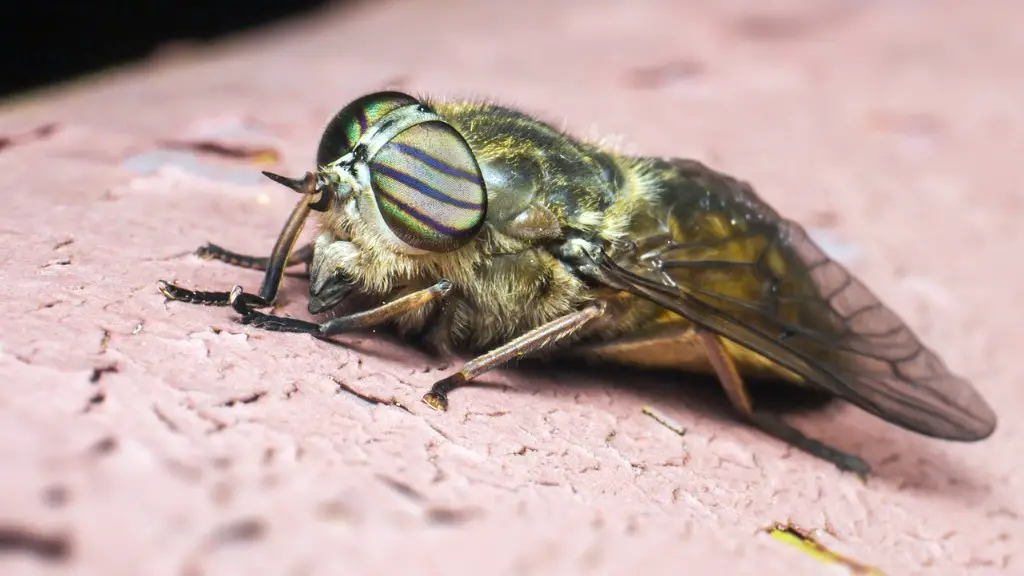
[317,91,419,166]
[369,120,486,253]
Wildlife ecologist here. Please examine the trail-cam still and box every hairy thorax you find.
[310,207,592,354]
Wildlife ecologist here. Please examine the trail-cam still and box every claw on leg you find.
[422,373,466,411]
[158,280,271,309]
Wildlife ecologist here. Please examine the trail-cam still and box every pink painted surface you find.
[1,1,1021,574]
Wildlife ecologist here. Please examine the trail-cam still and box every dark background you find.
[1,1,340,98]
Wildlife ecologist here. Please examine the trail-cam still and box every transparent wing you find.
[601,158,996,441]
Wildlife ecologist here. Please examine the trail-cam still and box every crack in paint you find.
[0,123,59,153]
[0,525,72,562]
[218,390,267,407]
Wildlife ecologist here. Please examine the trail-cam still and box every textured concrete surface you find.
[1,0,1021,574]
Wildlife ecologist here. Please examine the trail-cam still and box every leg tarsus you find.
[158,280,270,308]
[195,243,268,270]
[228,286,323,333]
[746,411,870,478]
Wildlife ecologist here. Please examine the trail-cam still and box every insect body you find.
[158,91,997,475]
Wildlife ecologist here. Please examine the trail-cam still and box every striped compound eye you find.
[317,91,420,167]
[368,120,486,253]
[317,92,487,253]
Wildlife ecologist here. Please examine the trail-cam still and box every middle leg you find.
[229,279,454,335]
[422,302,607,411]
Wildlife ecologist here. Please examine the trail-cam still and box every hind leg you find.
[698,330,870,478]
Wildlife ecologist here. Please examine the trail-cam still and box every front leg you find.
[229,280,453,335]
[196,242,313,275]
[157,239,312,308]
[159,190,313,308]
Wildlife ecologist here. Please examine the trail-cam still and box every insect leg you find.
[422,303,607,411]
[195,242,313,273]
[158,195,313,308]
[697,329,871,477]
[228,280,453,334]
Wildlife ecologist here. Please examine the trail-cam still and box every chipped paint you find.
[121,150,267,185]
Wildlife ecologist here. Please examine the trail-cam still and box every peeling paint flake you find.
[121,150,268,185]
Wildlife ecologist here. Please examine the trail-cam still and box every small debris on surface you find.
[331,376,410,412]
[764,521,886,575]
[641,406,687,436]
[461,409,509,423]
[98,330,111,354]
